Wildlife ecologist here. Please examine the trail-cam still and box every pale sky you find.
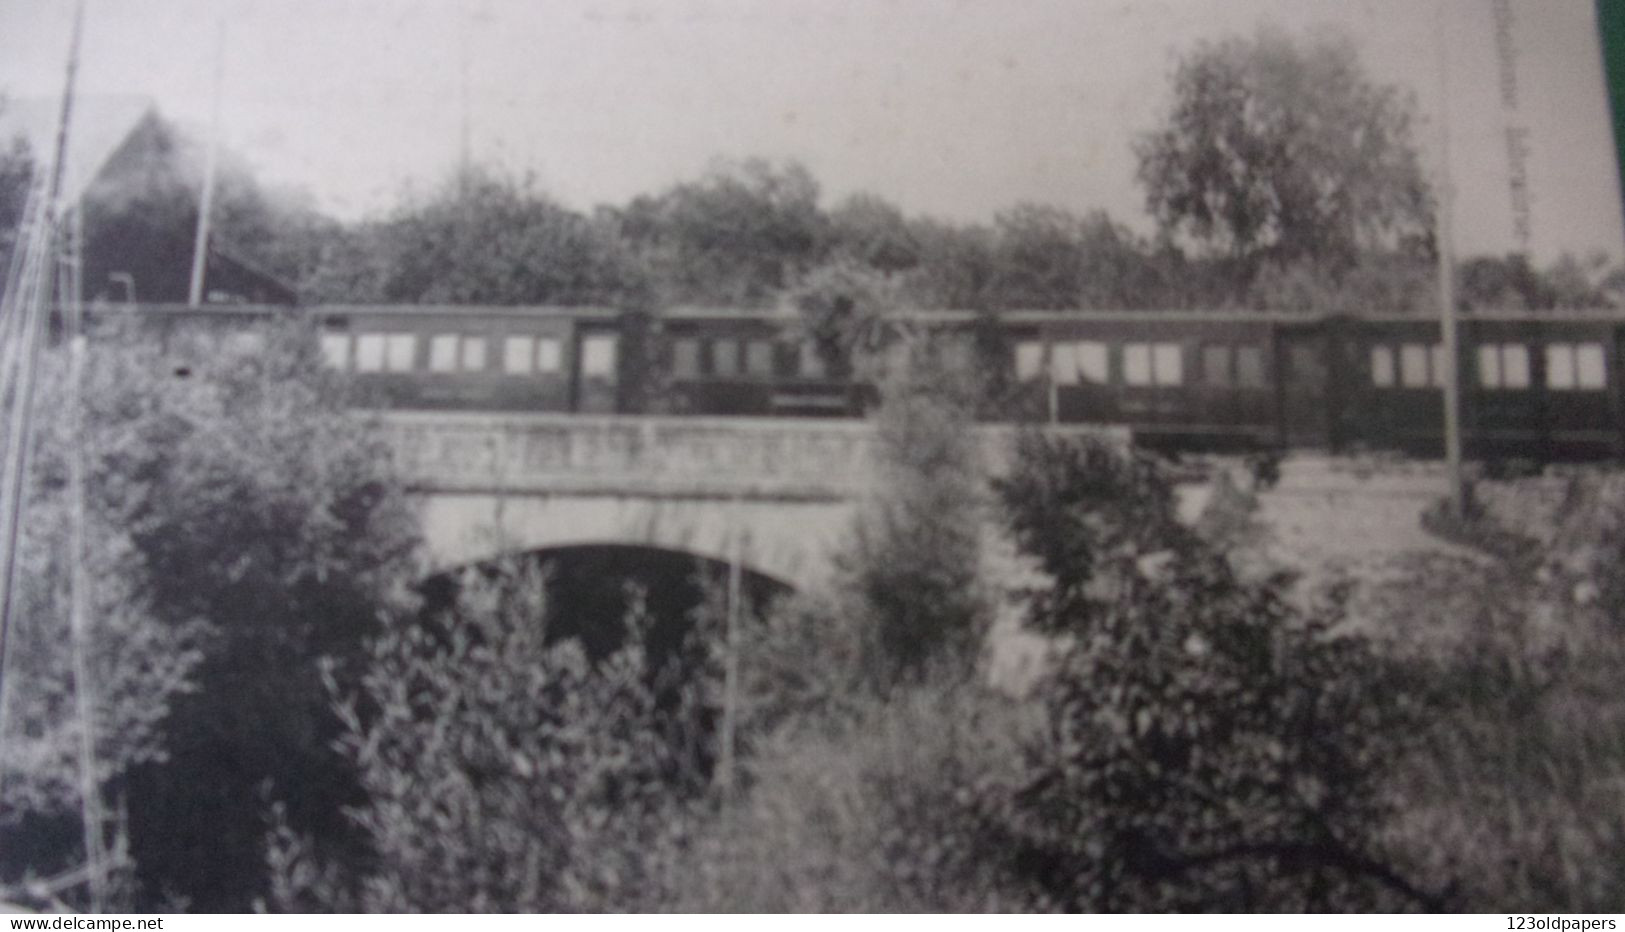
[2,0,1622,262]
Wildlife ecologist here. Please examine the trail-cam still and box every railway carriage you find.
[308,305,626,414]
[83,301,1625,462]
[1004,310,1625,459]
[1004,311,1303,451]
[655,307,869,417]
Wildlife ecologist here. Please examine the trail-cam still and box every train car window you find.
[1015,342,1045,381]
[1123,344,1153,386]
[1547,343,1578,390]
[385,334,416,372]
[356,334,385,372]
[713,338,741,377]
[1050,343,1079,385]
[1478,343,1530,389]
[1549,342,1608,390]
[536,337,562,374]
[673,338,701,378]
[1202,345,1231,386]
[1476,345,1500,387]
[1430,344,1449,388]
[1503,345,1531,388]
[746,340,775,377]
[429,334,459,373]
[504,336,535,374]
[1577,343,1607,389]
[1153,343,1183,386]
[1400,344,1429,388]
[320,334,351,370]
[581,334,618,378]
[1236,345,1266,387]
[940,338,975,373]
[461,337,488,372]
[1370,346,1395,387]
[800,341,827,379]
[1076,341,1109,384]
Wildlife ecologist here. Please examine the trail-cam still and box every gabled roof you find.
[0,94,156,207]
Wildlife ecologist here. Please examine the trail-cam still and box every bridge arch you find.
[423,542,794,667]
[417,492,857,593]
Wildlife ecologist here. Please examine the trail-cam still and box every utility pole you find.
[459,10,472,187]
[716,497,743,799]
[0,0,86,756]
[62,203,107,912]
[1434,0,1467,518]
[187,19,226,307]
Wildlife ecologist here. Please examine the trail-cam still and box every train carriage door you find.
[575,329,620,413]
[1277,327,1332,448]
[1616,326,1625,456]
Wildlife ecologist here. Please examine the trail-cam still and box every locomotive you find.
[100,302,1625,461]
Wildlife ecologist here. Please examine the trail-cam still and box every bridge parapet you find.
[379,412,1128,501]
[381,412,883,500]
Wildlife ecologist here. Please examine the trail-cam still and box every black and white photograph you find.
[1,0,1624,916]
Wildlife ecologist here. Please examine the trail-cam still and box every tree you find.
[79,318,422,909]
[620,158,826,306]
[1454,252,1624,312]
[789,259,902,381]
[0,344,205,912]
[832,341,994,681]
[825,193,919,276]
[994,433,1436,910]
[1541,252,1623,308]
[987,204,1163,310]
[1136,29,1433,293]
[0,124,31,279]
[1247,252,1435,314]
[377,168,646,306]
[267,561,705,912]
[900,217,999,310]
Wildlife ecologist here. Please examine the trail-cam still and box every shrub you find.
[830,339,995,682]
[670,675,1043,912]
[280,561,709,912]
[994,433,1437,911]
[1378,471,1625,912]
[1,318,422,910]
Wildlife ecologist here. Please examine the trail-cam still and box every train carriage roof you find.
[86,303,1625,327]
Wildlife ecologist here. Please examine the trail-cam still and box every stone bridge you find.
[378,411,1123,590]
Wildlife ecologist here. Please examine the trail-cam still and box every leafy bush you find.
[830,341,995,683]
[272,561,710,912]
[0,344,204,911]
[994,433,1436,910]
[1378,472,1625,912]
[670,675,1043,912]
[7,319,423,910]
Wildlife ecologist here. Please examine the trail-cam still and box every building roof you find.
[0,94,156,207]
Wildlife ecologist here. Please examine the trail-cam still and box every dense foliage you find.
[267,562,706,912]
[112,322,420,911]
[834,340,995,680]
[0,126,30,277]
[1357,470,1625,912]
[0,343,204,911]
[994,434,1435,910]
[0,321,420,910]
[1136,29,1433,277]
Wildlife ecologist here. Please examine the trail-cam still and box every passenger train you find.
[101,302,1625,460]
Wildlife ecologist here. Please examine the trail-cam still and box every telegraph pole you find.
[716,497,743,799]
[1434,0,1467,518]
[187,19,226,307]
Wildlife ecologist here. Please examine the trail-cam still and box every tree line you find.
[5,28,1623,315]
